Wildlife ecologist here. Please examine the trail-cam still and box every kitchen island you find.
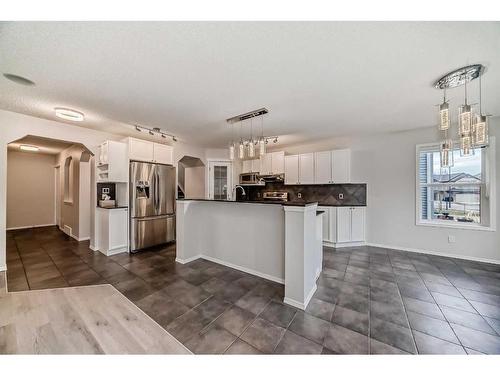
[176,199,323,309]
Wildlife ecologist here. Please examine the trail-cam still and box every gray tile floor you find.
[5,226,500,354]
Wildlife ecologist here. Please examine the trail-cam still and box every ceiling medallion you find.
[434,64,484,89]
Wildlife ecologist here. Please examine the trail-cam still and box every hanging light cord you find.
[479,74,483,115]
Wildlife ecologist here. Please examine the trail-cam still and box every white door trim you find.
[207,160,233,200]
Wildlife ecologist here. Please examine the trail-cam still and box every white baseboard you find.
[366,242,500,265]
[284,284,317,310]
[323,241,366,248]
[6,223,56,231]
[176,254,285,284]
[176,255,202,264]
[99,246,128,257]
[89,245,98,252]
[0,264,6,272]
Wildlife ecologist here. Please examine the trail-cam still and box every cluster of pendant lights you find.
[436,64,489,168]
[227,109,277,160]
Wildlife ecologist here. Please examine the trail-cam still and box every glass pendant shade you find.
[460,135,473,157]
[229,143,235,160]
[440,139,454,168]
[458,104,472,136]
[439,102,450,131]
[473,114,489,146]
[259,138,266,156]
[248,140,255,158]
[238,141,245,159]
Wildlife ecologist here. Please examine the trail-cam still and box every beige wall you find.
[7,150,56,229]
[184,166,205,198]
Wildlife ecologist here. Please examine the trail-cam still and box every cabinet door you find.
[261,154,273,175]
[332,149,351,183]
[272,151,285,174]
[318,206,331,242]
[284,155,299,185]
[251,159,261,173]
[299,153,314,184]
[153,143,173,165]
[314,151,332,184]
[336,207,352,243]
[129,138,154,162]
[350,207,365,242]
[242,160,252,174]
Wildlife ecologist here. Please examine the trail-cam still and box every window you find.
[416,138,495,230]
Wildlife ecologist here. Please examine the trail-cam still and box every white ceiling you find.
[0,22,499,149]
[8,135,75,155]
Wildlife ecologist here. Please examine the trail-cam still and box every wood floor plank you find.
[0,284,190,354]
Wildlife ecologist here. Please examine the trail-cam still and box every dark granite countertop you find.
[177,198,366,207]
[176,198,318,207]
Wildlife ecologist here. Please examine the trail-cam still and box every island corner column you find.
[283,203,320,310]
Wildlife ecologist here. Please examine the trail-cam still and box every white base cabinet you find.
[96,207,128,256]
[320,206,365,247]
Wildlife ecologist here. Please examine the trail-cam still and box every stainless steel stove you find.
[262,191,288,202]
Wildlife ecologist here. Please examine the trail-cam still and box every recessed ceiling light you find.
[54,107,84,122]
[19,145,39,152]
[3,73,35,86]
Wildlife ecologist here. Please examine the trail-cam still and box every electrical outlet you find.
[448,235,456,243]
[297,192,302,199]
[338,193,344,200]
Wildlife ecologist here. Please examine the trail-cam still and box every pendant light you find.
[440,139,454,169]
[248,118,255,158]
[238,122,245,159]
[259,115,266,156]
[473,74,489,147]
[438,89,450,131]
[458,79,474,156]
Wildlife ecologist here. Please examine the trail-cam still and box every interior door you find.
[208,161,232,200]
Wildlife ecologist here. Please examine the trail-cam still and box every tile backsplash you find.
[238,182,367,206]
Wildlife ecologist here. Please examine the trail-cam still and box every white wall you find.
[273,118,500,263]
[6,150,56,229]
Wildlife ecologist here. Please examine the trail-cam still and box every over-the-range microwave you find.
[239,172,264,186]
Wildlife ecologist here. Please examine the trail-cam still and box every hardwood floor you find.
[0,281,190,354]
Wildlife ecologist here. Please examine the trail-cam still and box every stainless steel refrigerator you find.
[129,161,176,252]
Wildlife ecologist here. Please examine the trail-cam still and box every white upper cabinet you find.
[271,151,285,174]
[284,155,299,185]
[299,153,314,184]
[242,160,252,174]
[127,137,173,165]
[153,143,174,165]
[97,141,128,182]
[314,151,332,184]
[260,153,272,175]
[251,159,261,173]
[129,137,154,162]
[260,151,284,175]
[332,149,351,183]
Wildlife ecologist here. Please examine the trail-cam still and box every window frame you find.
[415,137,496,232]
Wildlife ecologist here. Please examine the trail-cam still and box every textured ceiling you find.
[0,21,499,148]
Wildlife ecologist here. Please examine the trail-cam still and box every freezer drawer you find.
[130,215,175,252]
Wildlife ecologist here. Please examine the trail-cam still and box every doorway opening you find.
[177,155,205,199]
[208,160,233,200]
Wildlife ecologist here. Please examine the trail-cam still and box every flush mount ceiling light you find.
[226,107,277,160]
[54,107,85,122]
[3,73,35,86]
[433,64,489,165]
[19,145,39,152]
[135,125,177,142]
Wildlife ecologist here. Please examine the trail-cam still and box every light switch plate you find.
[103,187,110,194]
[448,235,456,243]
